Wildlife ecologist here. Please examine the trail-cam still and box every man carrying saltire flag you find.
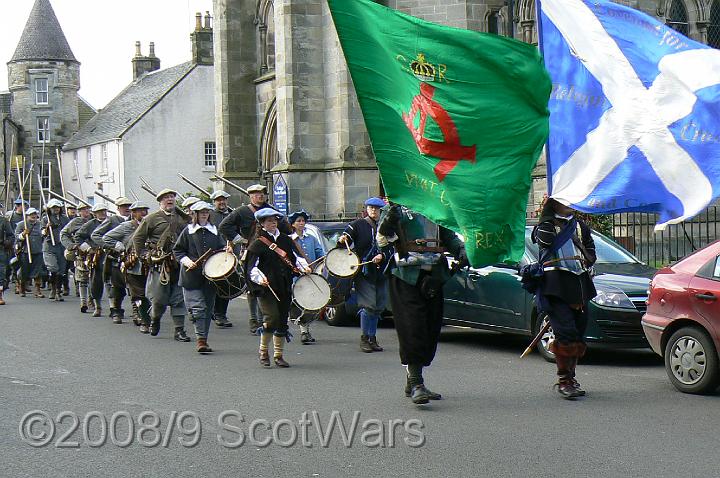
[328,0,551,405]
[539,0,720,229]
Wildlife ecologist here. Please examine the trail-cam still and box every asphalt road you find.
[1,292,718,478]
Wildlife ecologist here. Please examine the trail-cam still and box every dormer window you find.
[35,78,48,105]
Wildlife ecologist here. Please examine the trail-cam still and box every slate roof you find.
[77,96,96,129]
[11,0,77,63]
[64,62,196,150]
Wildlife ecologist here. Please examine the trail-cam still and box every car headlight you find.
[592,285,635,309]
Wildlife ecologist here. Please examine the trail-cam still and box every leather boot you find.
[550,342,581,399]
[273,335,289,367]
[150,318,161,336]
[569,342,587,396]
[112,310,122,324]
[62,275,70,296]
[368,336,383,352]
[92,299,102,317]
[33,279,45,298]
[174,328,191,342]
[410,385,431,405]
[19,281,27,297]
[55,275,64,301]
[360,335,373,353]
[131,302,141,326]
[0,288,5,305]
[259,350,271,367]
[197,338,213,354]
[48,275,57,300]
[15,281,20,295]
[405,375,442,400]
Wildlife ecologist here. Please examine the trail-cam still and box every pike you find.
[129,188,140,201]
[140,183,157,198]
[55,149,69,216]
[94,189,116,204]
[46,189,78,209]
[37,171,56,246]
[15,164,32,263]
[65,190,92,208]
[177,173,208,196]
[140,176,186,201]
[210,175,249,197]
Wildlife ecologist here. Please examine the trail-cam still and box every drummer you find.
[173,201,226,354]
[289,209,325,344]
[337,197,390,353]
[246,208,311,367]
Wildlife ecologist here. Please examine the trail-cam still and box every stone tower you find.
[7,0,80,193]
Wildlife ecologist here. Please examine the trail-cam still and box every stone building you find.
[3,0,94,201]
[61,13,216,206]
[212,0,720,218]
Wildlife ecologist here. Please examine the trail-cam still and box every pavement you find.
[1,291,719,477]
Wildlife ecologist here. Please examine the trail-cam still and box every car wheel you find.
[324,303,350,327]
[534,313,556,363]
[664,326,720,394]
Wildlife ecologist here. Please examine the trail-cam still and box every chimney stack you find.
[190,12,214,66]
[131,41,161,80]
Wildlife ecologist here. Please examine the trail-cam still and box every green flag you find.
[328,0,551,266]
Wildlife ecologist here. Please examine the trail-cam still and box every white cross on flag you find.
[539,0,720,229]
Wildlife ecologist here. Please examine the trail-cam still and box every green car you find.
[443,226,655,361]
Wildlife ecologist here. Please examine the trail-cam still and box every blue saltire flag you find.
[538,0,720,229]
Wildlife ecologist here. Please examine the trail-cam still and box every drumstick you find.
[266,283,281,302]
[351,260,375,269]
[186,248,215,271]
[307,256,325,268]
[344,240,352,253]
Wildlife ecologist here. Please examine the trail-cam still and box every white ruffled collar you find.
[188,223,217,235]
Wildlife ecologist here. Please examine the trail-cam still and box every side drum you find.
[292,273,331,311]
[314,260,353,306]
[203,251,246,299]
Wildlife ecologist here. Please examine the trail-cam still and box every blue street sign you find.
[273,175,288,216]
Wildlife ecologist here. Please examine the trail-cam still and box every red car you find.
[642,241,720,394]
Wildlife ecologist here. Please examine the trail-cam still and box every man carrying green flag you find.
[328,0,551,267]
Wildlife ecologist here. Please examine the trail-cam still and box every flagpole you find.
[534,0,553,198]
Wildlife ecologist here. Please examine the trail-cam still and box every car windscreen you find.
[524,229,639,264]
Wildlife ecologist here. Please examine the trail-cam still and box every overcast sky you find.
[1,0,214,109]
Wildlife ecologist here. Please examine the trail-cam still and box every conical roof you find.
[10,0,77,63]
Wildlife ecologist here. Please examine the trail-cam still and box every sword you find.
[521,313,552,358]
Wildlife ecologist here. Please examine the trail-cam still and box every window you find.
[488,11,500,35]
[85,147,93,177]
[256,0,275,74]
[41,165,50,189]
[35,78,48,104]
[71,151,78,180]
[709,0,720,49]
[204,141,217,168]
[101,143,109,174]
[666,0,689,36]
[37,117,49,142]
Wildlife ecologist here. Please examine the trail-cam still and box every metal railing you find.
[610,206,720,268]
